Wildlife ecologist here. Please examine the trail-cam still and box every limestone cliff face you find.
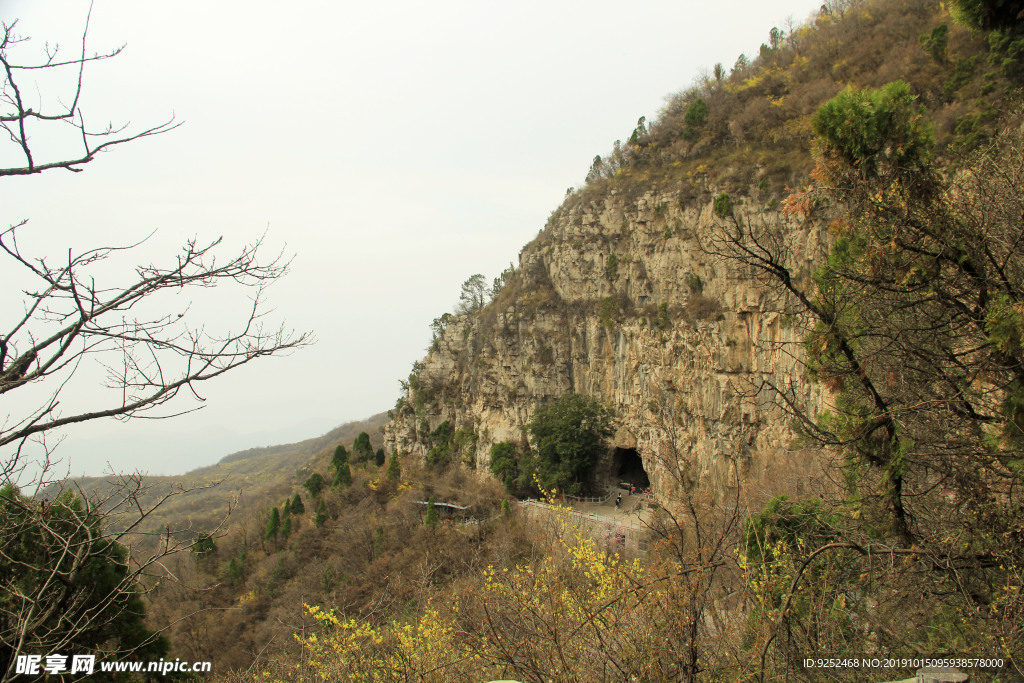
[383,187,827,503]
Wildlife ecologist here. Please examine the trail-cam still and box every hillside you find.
[125,0,1024,678]
[63,413,389,542]
[383,0,1016,507]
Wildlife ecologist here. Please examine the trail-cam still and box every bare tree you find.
[1,8,179,178]
[0,12,311,483]
[0,228,310,480]
[0,9,311,679]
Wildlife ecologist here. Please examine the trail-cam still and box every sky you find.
[1,0,827,479]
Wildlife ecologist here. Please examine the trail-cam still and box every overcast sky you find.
[1,0,826,479]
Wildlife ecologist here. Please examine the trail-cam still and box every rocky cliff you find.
[383,185,829,504]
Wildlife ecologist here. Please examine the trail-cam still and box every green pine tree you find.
[265,507,281,540]
[386,452,401,482]
[424,497,439,530]
[304,473,326,498]
[331,444,349,470]
[290,493,305,515]
[333,461,352,488]
[191,532,216,557]
[227,555,245,584]
[353,431,373,463]
[281,513,292,540]
[0,485,170,665]
[314,499,327,528]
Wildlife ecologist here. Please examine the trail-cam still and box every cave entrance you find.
[611,447,649,490]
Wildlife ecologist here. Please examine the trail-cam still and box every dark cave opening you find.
[611,447,650,489]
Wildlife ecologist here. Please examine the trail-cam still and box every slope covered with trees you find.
[5,0,1024,679]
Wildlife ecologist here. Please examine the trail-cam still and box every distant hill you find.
[63,412,390,544]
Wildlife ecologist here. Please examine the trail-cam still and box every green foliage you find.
[314,499,327,528]
[375,447,386,467]
[682,98,708,140]
[0,485,171,671]
[430,312,452,350]
[304,473,326,498]
[192,532,216,557]
[527,394,613,495]
[919,23,949,62]
[456,274,489,314]
[744,496,836,563]
[605,253,619,281]
[685,272,703,294]
[454,429,478,467]
[227,554,246,584]
[713,192,733,218]
[491,263,515,300]
[490,441,534,496]
[489,441,519,483]
[653,302,672,330]
[988,28,1024,81]
[290,493,305,515]
[386,452,402,482]
[950,0,1024,33]
[265,507,281,541]
[333,461,352,488]
[352,432,373,463]
[812,81,934,180]
[331,444,349,470]
[424,497,439,530]
[944,56,978,97]
[586,154,606,184]
[599,296,618,330]
[282,497,291,517]
[281,514,293,540]
[427,421,454,466]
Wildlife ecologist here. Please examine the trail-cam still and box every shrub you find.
[812,81,934,181]
[599,296,618,329]
[426,421,453,466]
[304,473,326,498]
[192,532,215,557]
[489,442,519,482]
[744,496,836,563]
[527,394,613,495]
[713,192,733,218]
[685,295,723,320]
[605,253,619,281]
[683,98,709,140]
[919,23,949,62]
